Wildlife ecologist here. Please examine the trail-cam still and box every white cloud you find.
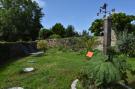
[32,0,46,8]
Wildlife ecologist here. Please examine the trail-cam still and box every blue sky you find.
[34,0,135,32]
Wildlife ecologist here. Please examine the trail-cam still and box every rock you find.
[71,79,79,89]
[8,87,23,89]
[30,52,44,56]
[27,60,36,63]
[23,67,34,72]
[111,30,117,46]
[119,83,132,89]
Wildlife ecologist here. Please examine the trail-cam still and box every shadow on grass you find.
[0,55,30,72]
[0,52,46,72]
[129,81,135,88]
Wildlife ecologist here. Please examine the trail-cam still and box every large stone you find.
[27,60,36,63]
[71,79,79,89]
[111,30,116,46]
[8,87,23,89]
[30,51,44,56]
[23,67,34,72]
[30,52,44,55]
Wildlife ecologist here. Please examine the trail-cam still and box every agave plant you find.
[81,36,100,51]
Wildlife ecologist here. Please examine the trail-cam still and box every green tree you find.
[51,23,65,37]
[37,40,48,52]
[82,30,89,37]
[39,28,52,39]
[112,13,135,38]
[0,0,43,41]
[89,13,135,37]
[89,19,104,36]
[65,25,76,37]
[131,24,135,35]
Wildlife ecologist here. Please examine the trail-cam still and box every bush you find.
[67,37,84,51]
[37,40,48,52]
[81,36,99,51]
[78,53,130,89]
[49,34,61,39]
[117,32,135,57]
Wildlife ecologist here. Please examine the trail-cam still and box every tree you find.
[112,13,135,38]
[89,19,103,36]
[131,24,135,35]
[0,0,43,41]
[82,30,89,37]
[39,28,52,39]
[37,40,48,52]
[65,25,76,37]
[89,13,135,37]
[51,23,65,37]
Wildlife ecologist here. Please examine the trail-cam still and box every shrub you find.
[81,36,99,51]
[117,32,135,57]
[68,37,84,51]
[37,40,48,52]
[49,34,61,39]
[79,53,130,89]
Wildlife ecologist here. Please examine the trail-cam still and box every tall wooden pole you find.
[103,16,112,55]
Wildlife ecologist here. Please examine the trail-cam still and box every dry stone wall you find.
[96,30,117,51]
[46,31,116,51]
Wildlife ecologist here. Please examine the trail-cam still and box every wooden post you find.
[103,16,112,55]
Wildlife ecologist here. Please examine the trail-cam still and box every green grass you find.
[0,48,135,89]
[127,58,135,88]
[0,48,86,89]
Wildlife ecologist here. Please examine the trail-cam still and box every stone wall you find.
[46,33,116,51]
[96,30,117,51]
[46,37,81,48]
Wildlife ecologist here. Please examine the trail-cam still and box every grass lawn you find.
[0,48,86,89]
[0,48,135,89]
[127,58,135,88]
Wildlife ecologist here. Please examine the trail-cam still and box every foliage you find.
[49,34,61,39]
[79,52,131,89]
[37,40,48,52]
[0,0,43,41]
[66,37,83,51]
[65,25,76,37]
[117,31,135,57]
[38,24,80,39]
[82,30,90,37]
[89,13,135,37]
[51,23,65,37]
[81,36,99,51]
[112,13,135,37]
[39,28,52,39]
[89,19,104,36]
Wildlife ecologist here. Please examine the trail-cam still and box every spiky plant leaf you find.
[79,53,123,89]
